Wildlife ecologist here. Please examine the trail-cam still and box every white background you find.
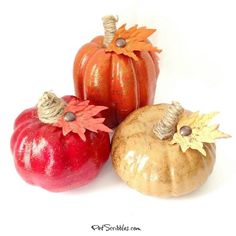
[0,0,235,235]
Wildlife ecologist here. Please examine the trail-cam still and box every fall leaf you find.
[105,24,161,60]
[170,112,231,156]
[54,99,112,141]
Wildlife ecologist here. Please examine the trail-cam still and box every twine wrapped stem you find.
[37,91,66,124]
[153,101,184,140]
[102,15,118,48]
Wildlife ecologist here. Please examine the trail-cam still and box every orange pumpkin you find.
[73,15,161,128]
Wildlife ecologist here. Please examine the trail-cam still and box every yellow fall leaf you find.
[192,112,219,128]
[171,112,231,156]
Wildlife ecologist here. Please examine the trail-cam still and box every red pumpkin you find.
[73,15,161,128]
[10,92,111,192]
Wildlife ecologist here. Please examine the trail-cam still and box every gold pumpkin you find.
[111,103,216,197]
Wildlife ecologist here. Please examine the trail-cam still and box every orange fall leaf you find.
[105,24,161,60]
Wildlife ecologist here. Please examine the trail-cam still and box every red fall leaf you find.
[54,99,112,141]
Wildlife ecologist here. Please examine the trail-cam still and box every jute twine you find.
[37,91,66,124]
[102,15,118,48]
[153,101,184,140]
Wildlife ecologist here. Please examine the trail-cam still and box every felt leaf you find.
[171,112,231,156]
[54,99,112,141]
[171,134,190,152]
[191,112,219,128]
[105,24,161,61]
[177,112,200,128]
[188,141,206,156]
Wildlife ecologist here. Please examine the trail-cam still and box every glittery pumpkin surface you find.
[111,104,216,197]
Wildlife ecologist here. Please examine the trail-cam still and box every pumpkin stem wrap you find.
[153,101,184,140]
[37,91,66,124]
[102,15,118,48]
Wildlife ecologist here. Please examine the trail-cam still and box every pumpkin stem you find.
[37,91,66,124]
[102,15,118,48]
[153,101,184,140]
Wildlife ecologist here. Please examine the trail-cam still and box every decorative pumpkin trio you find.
[10,16,230,197]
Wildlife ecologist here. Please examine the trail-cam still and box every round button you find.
[64,112,76,122]
[180,126,192,136]
[115,38,127,48]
